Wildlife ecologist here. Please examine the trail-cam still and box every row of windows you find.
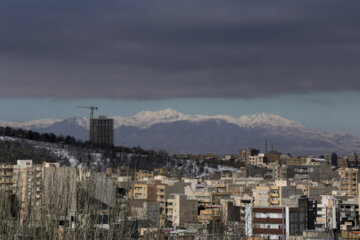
[254,212,283,219]
[254,223,283,229]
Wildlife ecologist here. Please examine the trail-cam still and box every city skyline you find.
[2,1,360,238]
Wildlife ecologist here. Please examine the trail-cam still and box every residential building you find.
[337,200,358,230]
[135,170,154,181]
[0,163,14,194]
[166,194,198,228]
[338,168,358,196]
[13,160,43,224]
[245,206,288,240]
[133,183,157,202]
[156,181,184,215]
[238,148,259,164]
[254,185,281,207]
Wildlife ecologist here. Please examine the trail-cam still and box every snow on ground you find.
[0,136,17,141]
[50,147,79,166]
[196,164,239,178]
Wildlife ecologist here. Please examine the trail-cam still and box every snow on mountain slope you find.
[0,109,307,130]
[112,108,189,129]
[0,118,61,129]
[111,108,306,130]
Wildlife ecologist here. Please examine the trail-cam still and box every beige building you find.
[248,154,267,167]
[90,115,114,145]
[166,194,198,228]
[338,168,358,196]
[135,170,154,181]
[231,194,253,223]
[254,185,281,207]
[133,183,157,202]
[0,161,74,225]
[157,181,184,215]
[13,160,43,223]
[316,195,337,229]
[238,148,259,164]
[285,157,307,166]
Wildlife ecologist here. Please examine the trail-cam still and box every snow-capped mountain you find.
[1,108,305,131]
[114,108,307,130]
[1,109,360,156]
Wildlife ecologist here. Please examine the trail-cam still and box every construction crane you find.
[76,105,98,119]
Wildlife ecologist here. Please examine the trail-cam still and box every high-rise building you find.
[13,160,43,224]
[90,115,114,146]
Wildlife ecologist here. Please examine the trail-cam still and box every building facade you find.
[90,115,114,146]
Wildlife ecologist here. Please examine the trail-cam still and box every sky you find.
[1,0,360,135]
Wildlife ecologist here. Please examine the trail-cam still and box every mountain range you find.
[1,108,359,156]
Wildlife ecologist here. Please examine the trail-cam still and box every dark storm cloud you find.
[1,0,360,99]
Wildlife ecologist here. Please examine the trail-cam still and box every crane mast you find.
[76,106,98,119]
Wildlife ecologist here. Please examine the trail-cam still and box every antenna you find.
[265,139,268,154]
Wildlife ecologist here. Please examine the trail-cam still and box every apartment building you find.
[166,194,198,228]
[0,163,14,193]
[238,148,259,164]
[133,183,157,202]
[346,153,359,168]
[13,160,43,223]
[221,199,241,224]
[338,168,358,196]
[337,200,358,230]
[254,185,281,207]
[135,170,154,181]
[245,206,288,240]
[156,181,184,215]
[316,195,337,229]
[285,157,307,166]
[248,154,268,167]
[231,194,253,223]
[198,205,222,224]
[246,201,310,240]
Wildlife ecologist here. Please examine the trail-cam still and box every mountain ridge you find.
[0,108,307,130]
[1,109,359,155]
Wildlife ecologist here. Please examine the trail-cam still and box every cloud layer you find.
[1,0,360,99]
